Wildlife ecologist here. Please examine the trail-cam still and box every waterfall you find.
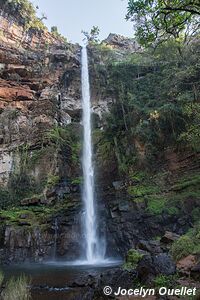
[53,218,58,259]
[81,45,105,263]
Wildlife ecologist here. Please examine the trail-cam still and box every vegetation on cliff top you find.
[126,0,200,46]
[94,38,200,175]
[0,0,46,31]
[0,0,67,42]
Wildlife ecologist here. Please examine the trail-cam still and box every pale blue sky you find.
[31,0,134,44]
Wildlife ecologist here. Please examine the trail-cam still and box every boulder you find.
[21,195,42,206]
[137,239,162,254]
[69,268,137,299]
[177,255,196,275]
[137,253,176,284]
[161,231,180,244]
[191,263,200,280]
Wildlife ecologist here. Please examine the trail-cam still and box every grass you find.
[1,275,31,300]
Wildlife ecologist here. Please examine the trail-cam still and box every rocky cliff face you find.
[0,10,198,265]
[0,11,121,263]
[0,11,79,182]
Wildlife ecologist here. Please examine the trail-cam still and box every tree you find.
[126,0,200,46]
[51,26,68,43]
[51,26,58,34]
[82,26,100,43]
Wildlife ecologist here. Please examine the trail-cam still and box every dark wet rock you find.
[20,195,43,206]
[137,240,162,254]
[18,221,31,226]
[69,268,137,299]
[20,214,28,219]
[137,254,176,284]
[191,263,200,280]
[112,181,124,191]
[160,231,180,244]
[177,217,188,226]
[46,188,57,198]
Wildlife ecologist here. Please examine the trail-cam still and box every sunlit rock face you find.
[102,33,141,52]
[0,10,81,185]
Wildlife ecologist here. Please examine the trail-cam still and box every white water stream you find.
[81,45,105,264]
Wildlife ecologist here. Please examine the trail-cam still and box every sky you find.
[31,0,134,44]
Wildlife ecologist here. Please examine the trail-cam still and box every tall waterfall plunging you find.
[81,45,105,264]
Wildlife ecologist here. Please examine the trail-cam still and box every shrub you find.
[147,196,166,214]
[1,275,31,300]
[170,236,195,261]
[46,175,60,188]
[71,177,83,185]
[123,249,143,270]
[154,274,178,289]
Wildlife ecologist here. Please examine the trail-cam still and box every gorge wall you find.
[0,7,200,267]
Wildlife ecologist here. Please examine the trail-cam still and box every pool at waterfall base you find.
[2,260,122,300]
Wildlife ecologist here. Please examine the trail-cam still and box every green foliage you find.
[154,274,179,289]
[0,205,58,227]
[123,249,143,270]
[179,104,200,151]
[172,174,200,191]
[46,175,60,188]
[129,171,147,182]
[147,196,167,215]
[0,189,15,210]
[51,26,68,43]
[0,145,55,209]
[46,125,81,167]
[126,0,200,46]
[0,196,74,228]
[71,177,83,185]
[128,184,160,197]
[170,235,196,261]
[9,172,38,200]
[28,146,53,167]
[1,274,31,300]
[8,144,43,202]
[98,38,200,174]
[82,26,100,44]
[170,223,200,261]
[1,0,47,32]
[126,170,199,216]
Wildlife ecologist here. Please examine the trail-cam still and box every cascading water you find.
[53,218,58,259]
[81,45,105,264]
[45,46,120,267]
